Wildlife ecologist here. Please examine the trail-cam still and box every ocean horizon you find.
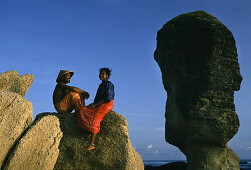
[143,159,251,169]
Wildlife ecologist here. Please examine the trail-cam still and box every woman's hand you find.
[83,92,90,99]
[87,103,95,109]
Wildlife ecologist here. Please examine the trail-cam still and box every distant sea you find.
[143,159,251,170]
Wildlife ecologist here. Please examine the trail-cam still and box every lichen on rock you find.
[154,10,242,170]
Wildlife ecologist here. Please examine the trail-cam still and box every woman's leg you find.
[84,132,97,150]
[90,133,97,145]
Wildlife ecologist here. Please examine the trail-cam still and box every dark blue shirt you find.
[94,80,115,103]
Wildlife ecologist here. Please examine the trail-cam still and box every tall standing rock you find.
[4,115,63,170]
[0,70,34,96]
[0,90,33,168]
[154,11,242,170]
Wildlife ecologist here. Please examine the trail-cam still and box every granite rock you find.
[0,89,33,168]
[36,111,144,170]
[0,70,34,96]
[4,115,63,170]
[154,10,242,170]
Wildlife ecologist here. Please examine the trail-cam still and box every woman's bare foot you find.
[84,144,95,150]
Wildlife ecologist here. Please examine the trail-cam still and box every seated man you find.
[53,70,89,113]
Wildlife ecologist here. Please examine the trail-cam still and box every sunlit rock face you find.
[0,90,33,169]
[4,115,62,170]
[0,70,34,97]
[154,10,242,170]
[0,70,34,169]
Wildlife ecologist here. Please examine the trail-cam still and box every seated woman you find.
[76,68,115,150]
[53,70,90,113]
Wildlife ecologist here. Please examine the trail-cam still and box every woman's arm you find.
[87,99,106,109]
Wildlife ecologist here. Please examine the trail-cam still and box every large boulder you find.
[36,111,144,170]
[0,70,34,96]
[0,89,33,168]
[4,115,63,170]
[154,11,242,170]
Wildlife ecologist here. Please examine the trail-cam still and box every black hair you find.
[99,67,112,78]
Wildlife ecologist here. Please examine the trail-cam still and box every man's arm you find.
[61,84,90,99]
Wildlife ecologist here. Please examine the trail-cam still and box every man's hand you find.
[71,87,89,99]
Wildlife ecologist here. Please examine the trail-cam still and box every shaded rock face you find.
[0,89,33,168]
[4,115,63,170]
[154,11,242,170]
[0,70,34,96]
[36,111,144,170]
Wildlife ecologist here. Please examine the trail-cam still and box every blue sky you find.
[1,0,251,160]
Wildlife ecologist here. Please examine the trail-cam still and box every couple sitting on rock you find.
[53,68,115,150]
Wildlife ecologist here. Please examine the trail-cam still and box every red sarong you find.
[76,100,113,133]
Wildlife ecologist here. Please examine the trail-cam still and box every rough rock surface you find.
[0,70,34,96]
[4,115,62,170]
[0,89,33,168]
[36,111,144,170]
[154,10,242,170]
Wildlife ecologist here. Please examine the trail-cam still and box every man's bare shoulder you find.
[53,84,61,92]
[55,83,74,94]
[55,83,70,90]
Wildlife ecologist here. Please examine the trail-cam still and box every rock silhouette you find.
[154,10,242,170]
